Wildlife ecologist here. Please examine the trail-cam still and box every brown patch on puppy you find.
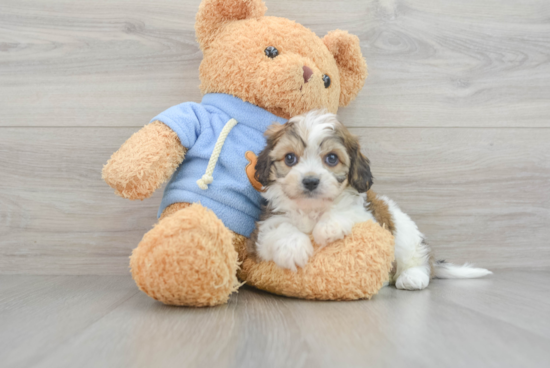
[254,123,285,186]
[334,125,373,193]
[366,190,395,235]
[319,135,351,183]
[255,122,307,186]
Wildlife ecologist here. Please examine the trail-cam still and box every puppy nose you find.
[303,65,313,83]
[302,176,320,191]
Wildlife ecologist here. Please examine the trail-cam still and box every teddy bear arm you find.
[102,120,186,200]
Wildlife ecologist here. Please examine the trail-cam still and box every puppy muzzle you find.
[302,176,320,192]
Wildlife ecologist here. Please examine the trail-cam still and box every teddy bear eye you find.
[322,74,331,88]
[264,46,279,58]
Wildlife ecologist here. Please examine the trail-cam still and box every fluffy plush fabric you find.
[196,0,367,119]
[137,202,393,303]
[130,203,239,306]
[103,0,389,307]
[236,221,394,300]
[102,121,185,200]
[322,30,368,107]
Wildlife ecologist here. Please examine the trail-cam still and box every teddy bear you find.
[102,0,394,307]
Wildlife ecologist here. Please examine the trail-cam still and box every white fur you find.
[256,221,313,272]
[256,189,371,271]
[378,195,432,290]
[312,191,374,246]
[255,110,491,288]
[433,262,493,279]
[395,267,431,290]
[378,190,491,289]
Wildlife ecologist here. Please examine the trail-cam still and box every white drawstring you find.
[196,118,238,190]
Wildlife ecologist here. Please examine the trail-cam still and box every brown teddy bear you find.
[102,0,394,307]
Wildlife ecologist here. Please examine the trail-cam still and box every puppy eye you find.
[322,74,331,88]
[265,46,279,58]
[325,153,339,166]
[284,153,298,166]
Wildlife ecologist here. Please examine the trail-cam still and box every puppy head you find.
[255,110,372,204]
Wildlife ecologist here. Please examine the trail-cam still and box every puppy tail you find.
[433,260,492,279]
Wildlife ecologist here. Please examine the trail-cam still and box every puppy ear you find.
[349,150,373,193]
[323,30,367,107]
[263,122,285,139]
[344,133,373,193]
[254,145,273,187]
[254,123,284,186]
[195,0,267,49]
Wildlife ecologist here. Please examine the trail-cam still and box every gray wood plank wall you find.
[1,0,549,274]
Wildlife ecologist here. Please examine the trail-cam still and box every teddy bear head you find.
[195,0,367,119]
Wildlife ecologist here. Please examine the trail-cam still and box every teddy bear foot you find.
[239,220,395,300]
[130,203,239,307]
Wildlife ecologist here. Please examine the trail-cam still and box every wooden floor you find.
[1,270,549,368]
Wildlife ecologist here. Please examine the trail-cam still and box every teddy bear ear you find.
[323,30,368,107]
[195,0,267,49]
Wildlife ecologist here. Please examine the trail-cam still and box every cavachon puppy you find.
[248,110,491,290]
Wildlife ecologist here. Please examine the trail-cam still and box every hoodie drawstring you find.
[196,118,238,190]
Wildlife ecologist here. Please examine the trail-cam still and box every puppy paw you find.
[272,233,314,272]
[395,267,430,290]
[312,220,348,247]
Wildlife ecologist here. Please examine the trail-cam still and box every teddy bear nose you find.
[302,65,313,83]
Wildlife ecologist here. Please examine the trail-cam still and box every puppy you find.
[248,110,491,290]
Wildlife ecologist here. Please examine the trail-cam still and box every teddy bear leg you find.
[129,203,239,307]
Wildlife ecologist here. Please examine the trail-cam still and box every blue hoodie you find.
[151,93,287,237]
